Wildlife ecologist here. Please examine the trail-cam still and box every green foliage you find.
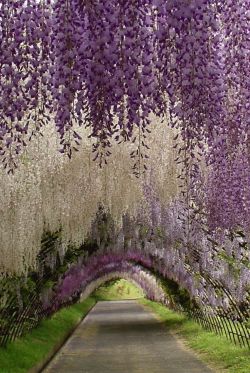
[63,244,84,264]
[155,226,164,238]
[217,251,242,278]
[20,278,37,305]
[245,319,250,330]
[159,276,194,311]
[39,229,62,259]
[42,280,56,290]
[0,276,26,314]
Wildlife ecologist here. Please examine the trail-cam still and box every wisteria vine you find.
[0,0,249,228]
[0,0,249,348]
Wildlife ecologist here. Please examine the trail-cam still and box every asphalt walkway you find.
[43,300,213,373]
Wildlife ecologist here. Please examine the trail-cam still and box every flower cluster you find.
[0,0,249,344]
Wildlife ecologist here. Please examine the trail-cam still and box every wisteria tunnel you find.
[0,0,249,372]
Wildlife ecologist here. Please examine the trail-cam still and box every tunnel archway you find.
[79,271,165,304]
[0,0,249,353]
[1,244,249,348]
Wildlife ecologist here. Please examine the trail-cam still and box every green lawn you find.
[141,299,250,373]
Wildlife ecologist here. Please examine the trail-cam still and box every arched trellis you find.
[0,0,249,356]
[1,249,248,348]
[50,250,250,348]
[0,256,166,347]
[79,270,166,304]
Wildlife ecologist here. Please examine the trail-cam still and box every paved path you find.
[43,300,213,373]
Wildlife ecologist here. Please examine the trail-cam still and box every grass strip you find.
[141,299,250,373]
[0,297,96,373]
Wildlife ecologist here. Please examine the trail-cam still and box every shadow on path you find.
[43,300,213,373]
